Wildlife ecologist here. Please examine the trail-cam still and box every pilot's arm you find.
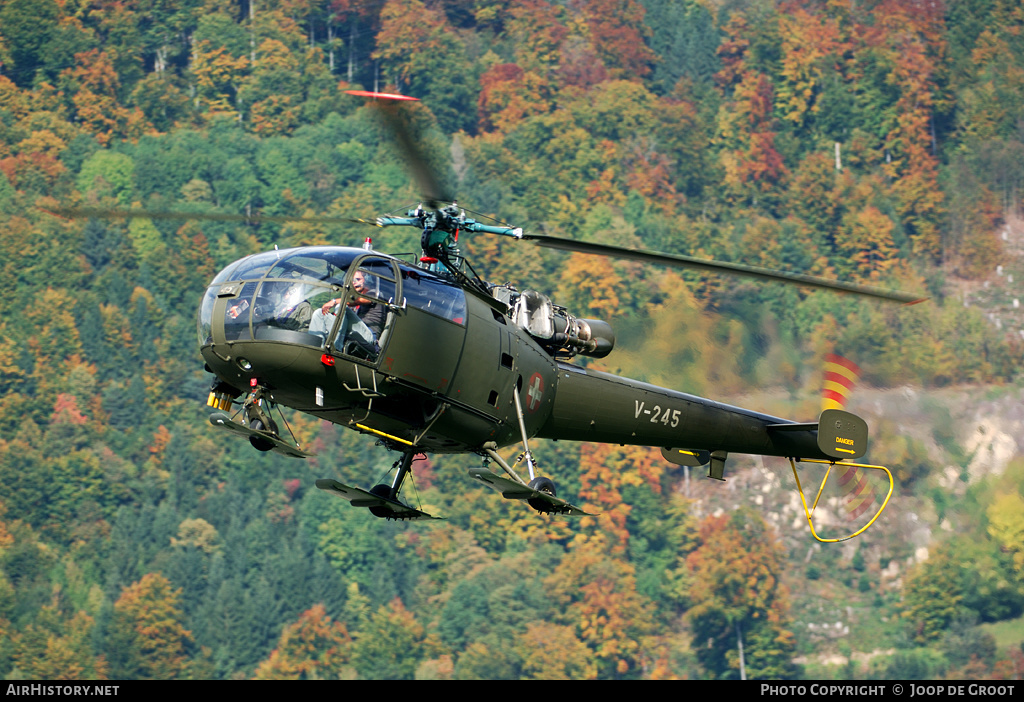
[321,298,342,314]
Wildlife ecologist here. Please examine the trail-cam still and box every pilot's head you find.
[352,271,377,299]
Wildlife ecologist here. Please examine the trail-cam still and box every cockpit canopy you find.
[198,247,466,357]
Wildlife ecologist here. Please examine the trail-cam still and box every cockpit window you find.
[209,259,243,285]
[224,281,259,340]
[252,279,316,333]
[267,248,358,285]
[400,266,466,325]
[198,248,462,359]
[354,257,398,303]
[228,250,285,282]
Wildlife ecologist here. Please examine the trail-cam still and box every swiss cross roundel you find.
[526,372,544,412]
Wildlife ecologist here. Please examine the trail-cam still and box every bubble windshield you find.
[198,247,468,358]
[198,247,362,349]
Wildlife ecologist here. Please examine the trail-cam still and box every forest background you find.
[1,0,1024,681]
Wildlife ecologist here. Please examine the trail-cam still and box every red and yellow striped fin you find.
[822,353,861,411]
[820,354,878,522]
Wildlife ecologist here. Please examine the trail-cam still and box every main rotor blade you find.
[348,90,454,207]
[522,234,926,305]
[44,206,379,227]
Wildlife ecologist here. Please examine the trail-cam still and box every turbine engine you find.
[505,288,615,359]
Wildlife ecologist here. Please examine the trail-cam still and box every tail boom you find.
[536,364,867,462]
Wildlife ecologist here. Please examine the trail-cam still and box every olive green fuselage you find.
[201,254,832,462]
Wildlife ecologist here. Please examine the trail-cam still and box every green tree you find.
[0,0,60,87]
[987,492,1024,579]
[77,150,136,206]
[902,545,966,644]
[350,598,427,680]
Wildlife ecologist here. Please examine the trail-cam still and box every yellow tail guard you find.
[789,458,894,542]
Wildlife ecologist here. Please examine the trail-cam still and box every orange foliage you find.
[477,63,552,134]
[578,0,656,80]
[862,0,948,260]
[148,425,172,466]
[0,152,68,192]
[191,42,249,116]
[62,50,147,146]
[624,138,679,212]
[720,73,789,195]
[544,539,655,676]
[50,394,88,427]
[372,0,447,84]
[577,443,664,553]
[515,621,597,679]
[253,604,352,680]
[113,573,194,679]
[778,7,847,127]
[686,510,790,621]
[506,0,570,72]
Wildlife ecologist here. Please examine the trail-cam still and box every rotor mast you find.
[377,202,523,261]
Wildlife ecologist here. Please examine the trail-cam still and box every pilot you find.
[273,283,313,331]
[311,271,385,353]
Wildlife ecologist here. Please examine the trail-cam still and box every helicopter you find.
[52,91,922,540]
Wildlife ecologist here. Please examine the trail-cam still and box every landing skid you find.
[209,412,313,458]
[467,467,592,516]
[314,478,442,521]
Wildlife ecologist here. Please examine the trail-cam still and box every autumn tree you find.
[59,49,146,146]
[190,40,249,118]
[11,603,108,680]
[514,621,597,680]
[776,6,846,135]
[106,573,200,679]
[544,539,656,678]
[717,54,789,206]
[239,38,303,136]
[577,0,656,81]
[987,492,1024,579]
[686,508,800,680]
[372,0,476,134]
[253,604,353,679]
[504,0,569,76]
[477,63,552,134]
[862,0,948,261]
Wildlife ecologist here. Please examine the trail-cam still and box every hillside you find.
[1,0,1023,681]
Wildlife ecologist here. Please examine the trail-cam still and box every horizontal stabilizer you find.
[661,447,711,467]
[766,409,868,460]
